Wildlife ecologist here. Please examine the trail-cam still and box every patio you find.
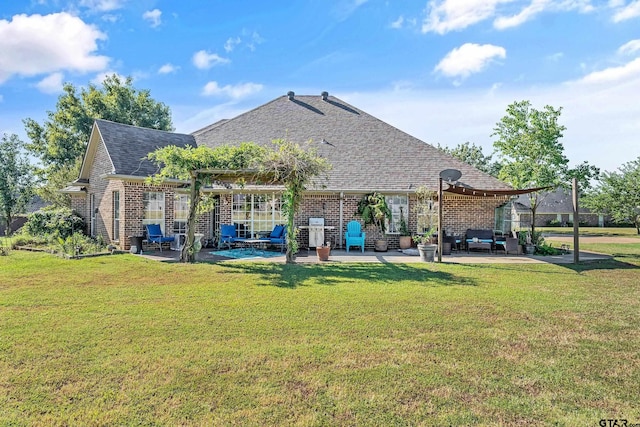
[138,246,611,264]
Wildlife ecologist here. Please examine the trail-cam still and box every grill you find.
[308,217,325,248]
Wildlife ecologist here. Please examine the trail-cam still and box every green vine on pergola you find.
[148,139,330,264]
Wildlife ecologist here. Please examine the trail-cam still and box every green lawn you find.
[1,245,639,425]
[539,226,640,237]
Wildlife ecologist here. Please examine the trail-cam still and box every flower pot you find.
[316,245,330,261]
[417,243,436,262]
[524,244,535,255]
[374,239,388,252]
[399,235,412,250]
[442,242,452,255]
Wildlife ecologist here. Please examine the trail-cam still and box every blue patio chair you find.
[145,223,175,252]
[268,224,287,252]
[218,224,246,249]
[345,221,365,253]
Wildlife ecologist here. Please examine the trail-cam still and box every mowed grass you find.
[1,247,639,425]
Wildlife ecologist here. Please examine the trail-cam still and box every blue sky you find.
[1,0,639,173]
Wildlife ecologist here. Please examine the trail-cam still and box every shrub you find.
[547,219,561,227]
[535,243,562,256]
[57,233,106,257]
[24,208,85,239]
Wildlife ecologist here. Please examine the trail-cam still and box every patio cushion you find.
[269,224,285,238]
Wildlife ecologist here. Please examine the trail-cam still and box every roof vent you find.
[287,91,295,100]
[321,91,329,101]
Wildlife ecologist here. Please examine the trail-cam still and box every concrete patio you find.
[139,246,611,264]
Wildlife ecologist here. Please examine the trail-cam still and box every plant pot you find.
[316,245,330,261]
[417,243,436,262]
[442,242,452,255]
[524,244,535,255]
[398,235,412,250]
[374,239,388,252]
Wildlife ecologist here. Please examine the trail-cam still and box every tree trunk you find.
[181,173,200,263]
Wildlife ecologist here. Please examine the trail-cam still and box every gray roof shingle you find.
[192,94,510,192]
[95,119,195,177]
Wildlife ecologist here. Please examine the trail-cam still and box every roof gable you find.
[80,119,196,180]
[192,93,510,192]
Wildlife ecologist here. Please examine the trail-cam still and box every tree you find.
[492,100,598,238]
[148,143,266,263]
[0,134,34,235]
[583,158,640,234]
[24,74,172,206]
[260,139,331,264]
[437,142,501,176]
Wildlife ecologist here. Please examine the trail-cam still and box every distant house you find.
[64,92,513,250]
[511,188,604,228]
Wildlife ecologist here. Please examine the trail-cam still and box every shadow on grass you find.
[220,262,478,289]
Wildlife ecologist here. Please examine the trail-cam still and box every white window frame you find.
[231,193,284,238]
[143,192,165,234]
[385,195,409,234]
[173,194,189,234]
[112,191,120,241]
[90,194,96,237]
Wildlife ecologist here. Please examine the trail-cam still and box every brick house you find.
[511,189,605,228]
[64,92,513,251]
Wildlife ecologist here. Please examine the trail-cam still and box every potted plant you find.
[398,206,412,250]
[413,227,437,262]
[316,242,330,261]
[356,192,392,252]
[518,230,535,255]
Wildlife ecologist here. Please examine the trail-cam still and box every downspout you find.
[339,192,344,249]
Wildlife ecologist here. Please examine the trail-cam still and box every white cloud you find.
[79,0,126,12]
[572,57,640,84]
[91,70,126,85]
[547,52,564,61]
[422,0,509,34]
[0,13,109,84]
[224,36,241,52]
[142,9,161,28]
[618,39,640,56]
[612,0,640,22]
[434,43,506,80]
[192,50,230,69]
[202,81,263,99]
[158,63,179,74]
[494,0,549,29]
[424,0,594,33]
[36,72,64,94]
[390,15,404,29]
[101,14,119,23]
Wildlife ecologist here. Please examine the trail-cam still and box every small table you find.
[241,238,271,254]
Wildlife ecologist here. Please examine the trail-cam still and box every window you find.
[231,194,284,238]
[416,198,438,234]
[173,194,189,233]
[113,191,120,241]
[90,194,96,237]
[143,192,165,233]
[385,195,409,234]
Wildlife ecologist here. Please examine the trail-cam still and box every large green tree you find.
[0,134,34,235]
[492,100,598,237]
[24,74,172,207]
[438,141,501,176]
[583,158,640,234]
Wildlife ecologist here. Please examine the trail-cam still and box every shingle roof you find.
[95,119,195,177]
[514,189,592,213]
[192,94,510,192]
